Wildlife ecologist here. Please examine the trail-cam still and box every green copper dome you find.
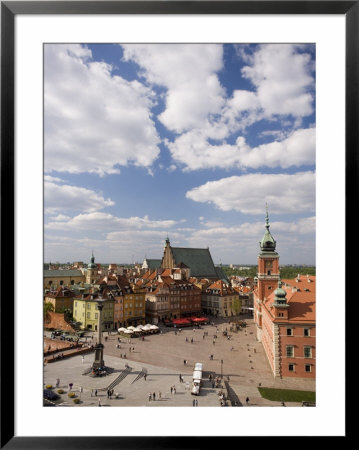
[274,280,286,299]
[259,207,276,252]
[87,252,96,269]
[273,280,289,308]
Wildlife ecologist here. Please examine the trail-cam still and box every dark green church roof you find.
[171,247,218,279]
[144,259,162,270]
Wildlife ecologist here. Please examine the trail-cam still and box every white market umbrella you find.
[150,325,159,330]
[118,328,127,332]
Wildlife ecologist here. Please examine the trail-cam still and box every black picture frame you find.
[1,1,353,447]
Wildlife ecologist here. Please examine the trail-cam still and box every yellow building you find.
[44,287,76,312]
[116,276,146,327]
[73,293,114,331]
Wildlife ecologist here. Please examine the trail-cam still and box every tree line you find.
[222,265,316,279]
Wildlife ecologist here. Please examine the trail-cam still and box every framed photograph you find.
[1,1,353,447]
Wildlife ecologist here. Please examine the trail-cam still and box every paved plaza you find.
[43,317,315,407]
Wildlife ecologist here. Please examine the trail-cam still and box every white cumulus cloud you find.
[121,44,225,133]
[168,127,315,171]
[45,178,115,214]
[186,171,315,214]
[44,44,160,175]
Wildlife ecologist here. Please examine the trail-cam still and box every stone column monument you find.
[92,298,105,370]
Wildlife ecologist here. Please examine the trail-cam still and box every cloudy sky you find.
[44,43,315,265]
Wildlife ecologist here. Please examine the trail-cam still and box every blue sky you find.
[44,43,316,265]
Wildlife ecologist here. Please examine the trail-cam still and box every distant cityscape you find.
[43,215,316,407]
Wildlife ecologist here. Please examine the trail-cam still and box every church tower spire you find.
[255,206,281,339]
[259,203,277,254]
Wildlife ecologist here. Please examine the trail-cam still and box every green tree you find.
[44,302,54,320]
[232,297,241,315]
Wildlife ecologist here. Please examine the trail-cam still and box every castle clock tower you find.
[255,206,280,340]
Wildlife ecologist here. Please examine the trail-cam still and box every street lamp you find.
[221,359,223,380]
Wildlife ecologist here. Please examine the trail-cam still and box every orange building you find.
[253,211,316,379]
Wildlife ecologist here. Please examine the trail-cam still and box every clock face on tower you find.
[265,260,272,269]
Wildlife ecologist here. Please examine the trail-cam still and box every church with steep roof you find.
[160,237,228,282]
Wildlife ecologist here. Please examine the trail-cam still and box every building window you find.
[49,281,52,286]
[304,346,312,358]
[305,364,311,373]
[87,312,90,319]
[304,328,310,337]
[288,364,295,372]
[60,280,64,285]
[95,313,98,319]
[88,304,91,309]
[286,328,293,336]
[286,346,294,357]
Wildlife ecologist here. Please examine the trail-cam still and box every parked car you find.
[43,389,60,401]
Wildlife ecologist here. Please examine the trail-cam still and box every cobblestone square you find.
[44,316,315,407]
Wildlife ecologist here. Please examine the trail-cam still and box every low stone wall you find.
[44,346,94,364]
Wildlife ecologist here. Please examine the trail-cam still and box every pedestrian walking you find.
[213,340,215,345]
[95,389,98,396]
[246,397,249,405]
[173,386,176,394]
[69,383,73,391]
[185,337,188,342]
[56,378,60,387]
[82,355,84,363]
[195,399,198,407]
[153,392,156,401]
[193,399,196,407]
[159,391,162,399]
[191,338,193,343]
[144,373,147,381]
[149,392,152,401]
[170,386,173,394]
[98,398,101,407]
